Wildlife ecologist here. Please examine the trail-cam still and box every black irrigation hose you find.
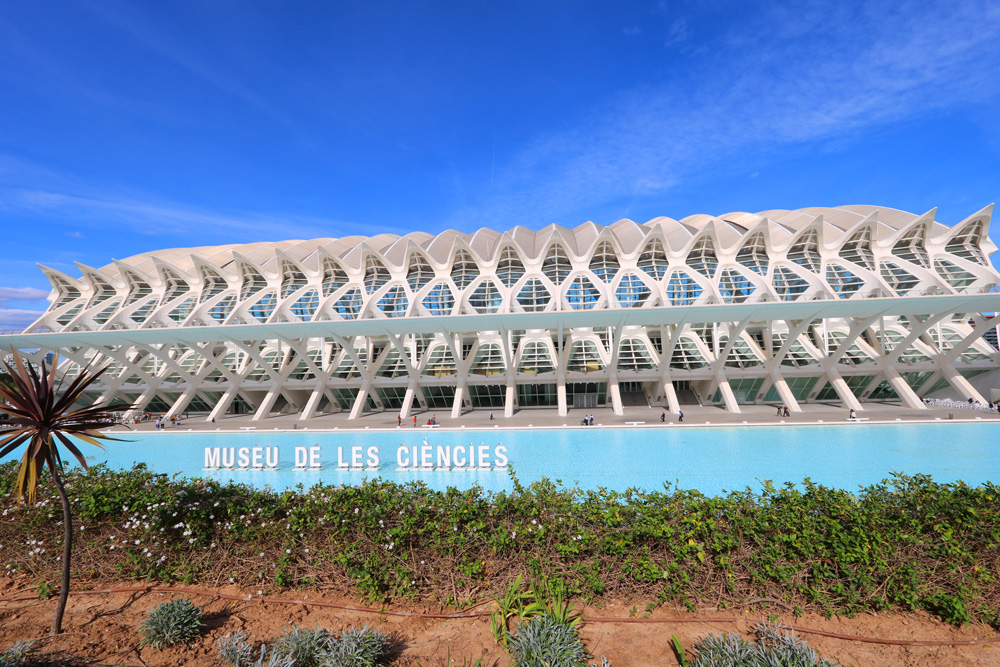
[2,585,996,647]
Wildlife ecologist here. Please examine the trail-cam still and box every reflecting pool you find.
[3,422,998,495]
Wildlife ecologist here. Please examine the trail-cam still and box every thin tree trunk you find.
[49,458,73,636]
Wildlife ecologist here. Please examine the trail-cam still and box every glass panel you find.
[376,284,408,318]
[496,246,525,287]
[422,282,455,316]
[637,238,669,279]
[787,230,821,272]
[665,270,702,306]
[321,258,348,296]
[565,275,600,310]
[542,244,572,285]
[291,289,319,320]
[566,340,604,373]
[469,279,503,313]
[736,232,768,275]
[279,261,308,298]
[615,273,650,308]
[407,253,434,290]
[451,250,480,288]
[516,279,551,312]
[589,242,619,282]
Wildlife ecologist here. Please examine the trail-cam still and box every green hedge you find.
[1,462,997,626]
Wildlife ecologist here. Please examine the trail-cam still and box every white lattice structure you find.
[5,204,1000,419]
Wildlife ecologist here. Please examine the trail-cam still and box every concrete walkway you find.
[119,401,1000,434]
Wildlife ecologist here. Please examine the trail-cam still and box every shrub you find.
[217,630,257,665]
[327,625,392,667]
[690,622,842,667]
[3,462,999,627]
[0,640,37,667]
[217,631,295,667]
[138,597,204,649]
[506,614,589,667]
[273,624,335,667]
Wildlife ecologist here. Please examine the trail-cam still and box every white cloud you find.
[0,184,395,241]
[0,287,49,301]
[0,308,44,331]
[449,1,1000,228]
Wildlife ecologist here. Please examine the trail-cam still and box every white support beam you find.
[662,379,680,414]
[207,385,240,422]
[504,382,515,418]
[717,378,742,414]
[608,380,624,416]
[167,386,197,417]
[399,384,417,420]
[940,365,987,404]
[557,380,568,417]
[826,370,863,411]
[349,384,371,420]
[450,384,465,419]
[252,389,280,421]
[299,388,324,421]
[768,375,801,413]
[882,367,926,410]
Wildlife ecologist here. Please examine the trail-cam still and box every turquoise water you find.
[3,423,998,495]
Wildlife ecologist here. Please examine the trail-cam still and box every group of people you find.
[659,411,684,422]
[775,405,791,417]
[580,414,595,425]
[153,414,182,429]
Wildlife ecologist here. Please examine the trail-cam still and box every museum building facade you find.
[5,204,1000,420]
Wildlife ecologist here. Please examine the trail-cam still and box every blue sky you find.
[2,0,999,329]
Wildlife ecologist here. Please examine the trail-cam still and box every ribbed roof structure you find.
[28,204,1000,334]
[5,204,998,424]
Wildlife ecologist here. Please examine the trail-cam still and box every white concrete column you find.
[399,384,417,419]
[167,386,197,417]
[717,379,742,414]
[769,376,801,413]
[133,388,158,414]
[827,372,863,411]
[940,365,987,404]
[882,367,927,410]
[450,384,465,419]
[298,388,324,421]
[608,380,624,416]
[662,380,680,414]
[504,382,515,418]
[252,389,280,421]
[349,386,370,420]
[557,380,568,417]
[207,386,239,422]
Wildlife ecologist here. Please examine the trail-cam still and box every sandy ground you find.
[1,579,997,666]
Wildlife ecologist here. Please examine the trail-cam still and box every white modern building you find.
[4,205,1000,420]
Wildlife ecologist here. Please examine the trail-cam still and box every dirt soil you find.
[1,578,998,666]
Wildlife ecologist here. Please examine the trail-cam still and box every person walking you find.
[397,415,402,427]
[489,410,494,421]
[413,415,417,427]
[678,410,684,423]
[660,411,665,423]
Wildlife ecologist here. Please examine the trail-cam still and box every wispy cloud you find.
[78,0,308,142]
[0,287,49,302]
[0,178,400,243]
[0,287,49,332]
[450,1,1000,227]
[0,308,44,331]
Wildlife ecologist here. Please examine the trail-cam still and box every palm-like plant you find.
[0,349,126,635]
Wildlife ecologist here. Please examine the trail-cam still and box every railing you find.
[4,284,999,337]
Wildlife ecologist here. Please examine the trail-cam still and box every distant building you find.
[4,205,1000,419]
